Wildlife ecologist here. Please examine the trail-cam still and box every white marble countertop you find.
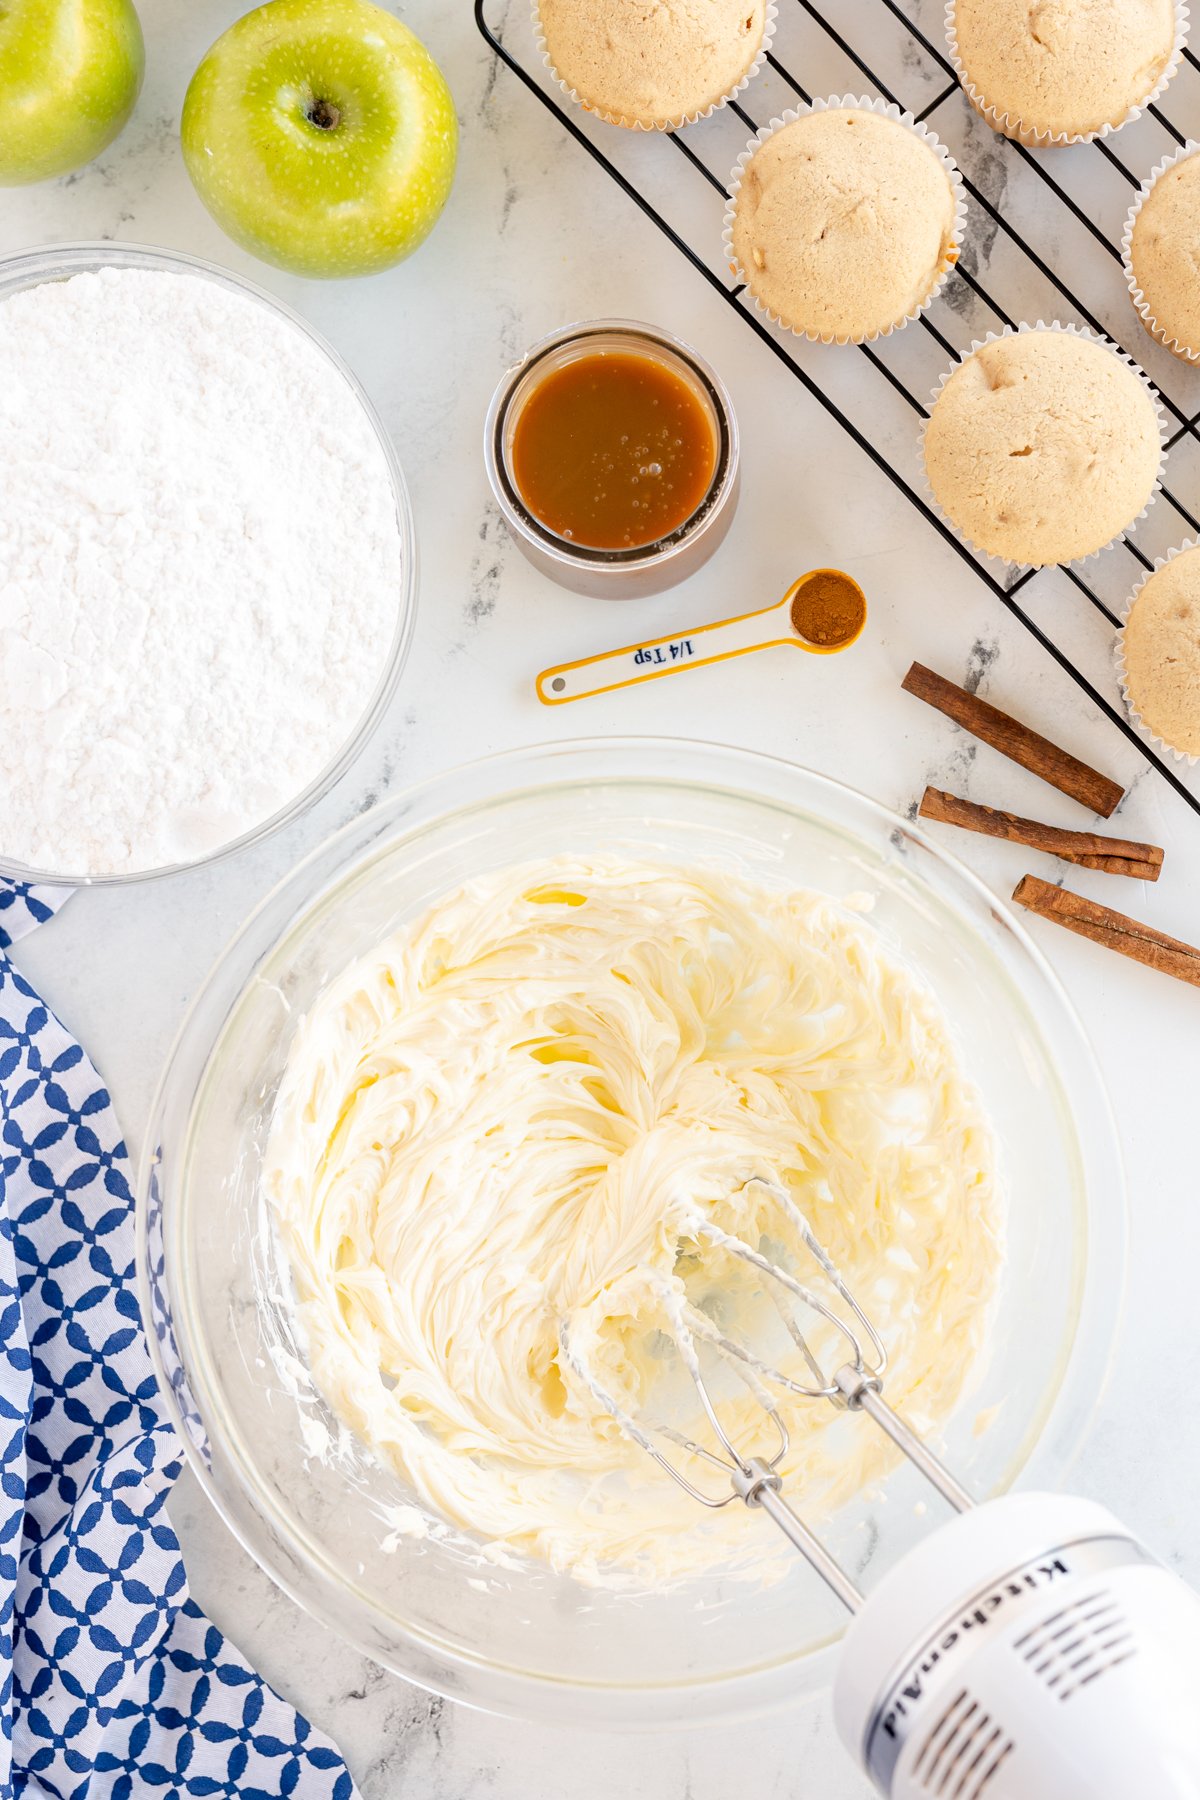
[5,2,1199,1794]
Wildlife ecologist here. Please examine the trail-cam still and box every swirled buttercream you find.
[265,858,999,1582]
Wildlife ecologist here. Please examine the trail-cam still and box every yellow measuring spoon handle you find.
[536,596,794,705]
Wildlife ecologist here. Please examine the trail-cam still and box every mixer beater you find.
[562,1178,1200,1800]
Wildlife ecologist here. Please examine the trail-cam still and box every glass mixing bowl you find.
[136,739,1125,1727]
[0,241,416,887]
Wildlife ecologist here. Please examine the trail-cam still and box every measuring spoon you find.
[536,568,866,705]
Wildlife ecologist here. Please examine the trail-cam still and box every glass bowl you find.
[136,739,1125,1727]
[0,241,416,887]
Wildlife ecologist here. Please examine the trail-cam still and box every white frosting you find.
[264,858,999,1584]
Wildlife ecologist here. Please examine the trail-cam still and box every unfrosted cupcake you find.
[923,329,1162,567]
[1118,544,1200,758]
[726,103,962,343]
[1125,146,1200,361]
[948,0,1181,145]
[536,0,771,130]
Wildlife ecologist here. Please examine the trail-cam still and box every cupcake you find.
[725,100,963,344]
[1118,543,1200,759]
[1124,145,1200,361]
[923,328,1163,568]
[948,0,1183,145]
[536,0,772,131]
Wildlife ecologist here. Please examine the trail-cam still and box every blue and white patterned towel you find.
[0,884,356,1799]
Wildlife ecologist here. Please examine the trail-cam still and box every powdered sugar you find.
[0,265,404,877]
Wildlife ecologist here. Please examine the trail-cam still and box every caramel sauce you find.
[511,350,718,552]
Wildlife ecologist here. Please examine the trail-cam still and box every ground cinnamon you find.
[790,571,866,648]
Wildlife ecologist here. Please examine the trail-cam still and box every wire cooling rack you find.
[477,0,1200,821]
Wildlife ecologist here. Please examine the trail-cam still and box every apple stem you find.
[306,97,341,132]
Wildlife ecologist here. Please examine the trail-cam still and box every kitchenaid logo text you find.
[879,1555,1071,1741]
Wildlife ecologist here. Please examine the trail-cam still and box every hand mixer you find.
[562,1179,1200,1800]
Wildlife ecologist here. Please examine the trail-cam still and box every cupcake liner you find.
[1115,536,1200,765]
[945,0,1189,149]
[1121,141,1200,363]
[532,0,778,132]
[721,95,968,346]
[918,321,1168,572]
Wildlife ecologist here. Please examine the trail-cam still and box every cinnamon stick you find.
[920,788,1163,881]
[902,663,1125,817]
[1013,875,1200,988]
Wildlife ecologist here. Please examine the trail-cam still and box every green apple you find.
[181,0,458,279]
[0,0,144,185]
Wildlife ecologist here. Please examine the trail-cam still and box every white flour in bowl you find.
[0,265,405,877]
